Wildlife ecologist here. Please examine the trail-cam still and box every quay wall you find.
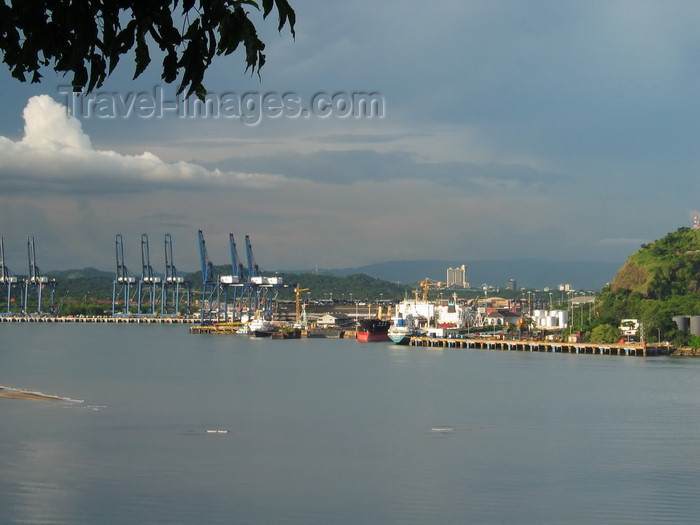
[410,336,674,357]
[0,316,198,324]
[1,316,696,357]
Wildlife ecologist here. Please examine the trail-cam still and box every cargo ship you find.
[356,318,391,342]
[387,312,424,345]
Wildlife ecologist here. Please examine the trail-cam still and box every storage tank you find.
[557,310,569,327]
[690,316,700,336]
[545,316,557,327]
[674,315,690,333]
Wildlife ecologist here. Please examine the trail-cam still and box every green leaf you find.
[73,65,88,90]
[87,54,106,92]
[161,49,178,83]
[262,0,273,17]
[268,0,295,37]
[133,30,151,79]
[1,0,297,99]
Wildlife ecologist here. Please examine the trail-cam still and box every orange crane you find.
[419,278,445,301]
[294,285,309,324]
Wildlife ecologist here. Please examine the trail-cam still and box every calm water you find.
[1,324,700,524]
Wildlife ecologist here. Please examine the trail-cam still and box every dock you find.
[0,316,690,356]
[189,325,357,338]
[0,316,198,324]
[410,336,672,357]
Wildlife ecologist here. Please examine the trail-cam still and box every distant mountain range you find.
[49,267,113,280]
[321,259,622,291]
[47,259,622,292]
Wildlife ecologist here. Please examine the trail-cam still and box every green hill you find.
[610,227,700,299]
[593,226,700,346]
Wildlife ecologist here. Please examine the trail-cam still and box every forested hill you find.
[610,227,700,299]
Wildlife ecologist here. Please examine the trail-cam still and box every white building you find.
[620,319,639,337]
[530,310,569,329]
[315,313,353,328]
[446,265,469,288]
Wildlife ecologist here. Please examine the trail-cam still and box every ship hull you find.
[357,330,391,343]
[388,331,412,345]
[356,319,391,342]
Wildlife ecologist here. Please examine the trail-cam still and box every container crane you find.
[163,233,190,316]
[219,233,242,288]
[244,234,283,315]
[137,234,162,315]
[197,229,221,323]
[112,233,137,316]
[244,234,260,280]
[24,236,56,315]
[229,233,246,282]
[0,237,19,315]
[220,233,249,321]
[244,234,262,314]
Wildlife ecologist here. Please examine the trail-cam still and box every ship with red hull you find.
[356,318,391,342]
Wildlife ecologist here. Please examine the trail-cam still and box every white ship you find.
[389,295,469,343]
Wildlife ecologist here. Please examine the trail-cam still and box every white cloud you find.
[1,2,698,276]
[22,94,91,151]
[0,95,288,195]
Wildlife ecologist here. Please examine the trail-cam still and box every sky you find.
[1,0,700,277]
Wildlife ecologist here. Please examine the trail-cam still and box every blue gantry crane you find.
[197,229,221,323]
[244,234,260,281]
[23,236,57,315]
[0,237,19,315]
[220,233,250,321]
[244,234,284,316]
[196,230,287,323]
[163,233,191,316]
[137,234,162,315]
[112,234,137,316]
[229,233,246,283]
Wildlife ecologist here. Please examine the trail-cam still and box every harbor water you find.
[2,323,700,524]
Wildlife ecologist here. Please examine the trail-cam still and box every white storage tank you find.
[690,316,700,336]
[557,310,569,327]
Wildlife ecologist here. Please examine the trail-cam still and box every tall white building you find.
[446,265,469,288]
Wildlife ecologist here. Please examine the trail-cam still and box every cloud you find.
[0,95,288,196]
[22,94,92,151]
[1,2,698,275]
[215,149,564,193]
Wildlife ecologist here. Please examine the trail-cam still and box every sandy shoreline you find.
[0,387,61,402]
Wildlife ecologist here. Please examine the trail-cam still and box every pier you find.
[410,336,672,357]
[0,316,198,324]
[0,316,688,356]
